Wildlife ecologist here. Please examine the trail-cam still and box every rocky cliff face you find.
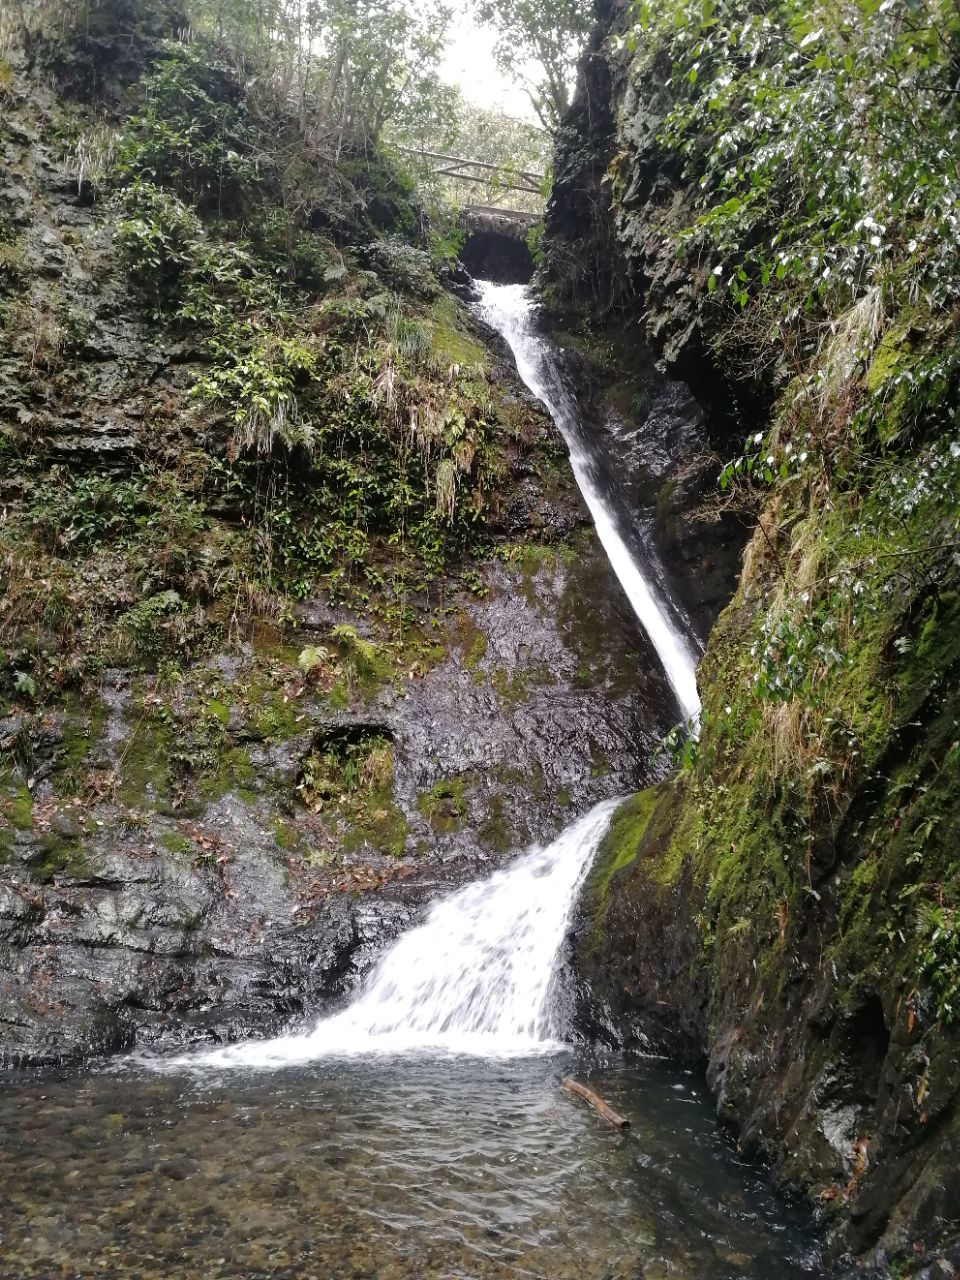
[0,20,682,1070]
[550,3,960,1273]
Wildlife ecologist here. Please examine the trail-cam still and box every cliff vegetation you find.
[559,0,960,1270]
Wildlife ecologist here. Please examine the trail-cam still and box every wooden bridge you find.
[398,147,545,217]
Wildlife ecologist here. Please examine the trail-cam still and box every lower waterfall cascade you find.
[166,800,620,1069]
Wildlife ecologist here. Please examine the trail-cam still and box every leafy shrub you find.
[618,0,960,398]
[120,589,190,660]
[113,180,202,289]
[116,44,261,210]
[297,729,393,811]
[193,332,320,455]
[918,904,960,1024]
[361,236,440,300]
[30,471,148,552]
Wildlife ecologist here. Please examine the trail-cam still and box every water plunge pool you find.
[0,1054,820,1279]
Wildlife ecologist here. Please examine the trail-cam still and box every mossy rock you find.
[417,776,470,834]
[429,295,489,368]
[477,791,513,854]
[582,787,661,948]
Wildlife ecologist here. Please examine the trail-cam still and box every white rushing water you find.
[173,799,619,1069]
[477,281,701,726]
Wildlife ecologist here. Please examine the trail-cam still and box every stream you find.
[0,285,822,1278]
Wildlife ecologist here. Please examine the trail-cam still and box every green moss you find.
[8,784,33,831]
[550,320,656,424]
[31,834,87,882]
[417,776,470,834]
[197,746,256,802]
[206,698,231,726]
[865,325,911,396]
[429,294,488,367]
[252,691,302,741]
[298,730,407,856]
[600,789,660,881]
[589,750,611,779]
[328,680,350,711]
[899,590,960,712]
[115,715,173,811]
[342,800,409,859]
[490,663,550,706]
[477,791,513,853]
[160,832,194,855]
[270,818,307,853]
[56,695,107,793]
[459,615,488,671]
[582,788,662,949]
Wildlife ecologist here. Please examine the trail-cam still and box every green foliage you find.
[331,624,385,684]
[29,466,210,561]
[297,645,331,676]
[20,0,184,98]
[13,671,37,700]
[30,471,149,552]
[620,0,960,393]
[362,236,440,299]
[581,788,665,951]
[526,219,546,267]
[918,901,960,1025]
[113,179,203,288]
[1,0,555,701]
[106,129,500,597]
[474,0,593,130]
[194,331,320,455]
[417,776,468,833]
[120,589,199,662]
[116,45,260,208]
[297,729,404,855]
[426,212,466,271]
[659,719,702,770]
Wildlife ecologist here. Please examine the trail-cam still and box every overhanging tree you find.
[474,0,594,130]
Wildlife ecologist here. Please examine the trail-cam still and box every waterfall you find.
[477,282,702,727]
[172,800,619,1069]
[150,284,702,1075]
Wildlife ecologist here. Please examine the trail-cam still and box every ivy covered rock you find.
[551,0,960,1272]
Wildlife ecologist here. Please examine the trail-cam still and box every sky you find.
[439,12,540,124]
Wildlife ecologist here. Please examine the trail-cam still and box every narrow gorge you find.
[1,1,958,1277]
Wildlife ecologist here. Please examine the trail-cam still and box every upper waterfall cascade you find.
[477,282,702,726]
[170,800,620,1069]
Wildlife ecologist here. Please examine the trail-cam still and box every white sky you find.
[439,13,540,124]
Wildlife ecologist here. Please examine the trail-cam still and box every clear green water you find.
[0,1053,821,1279]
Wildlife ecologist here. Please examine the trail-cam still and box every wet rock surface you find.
[0,532,675,1071]
[546,327,750,641]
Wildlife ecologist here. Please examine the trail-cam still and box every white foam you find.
[161,799,619,1070]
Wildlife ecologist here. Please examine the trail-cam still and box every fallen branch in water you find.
[562,1077,631,1130]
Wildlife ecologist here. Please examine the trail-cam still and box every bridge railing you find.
[396,147,546,216]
